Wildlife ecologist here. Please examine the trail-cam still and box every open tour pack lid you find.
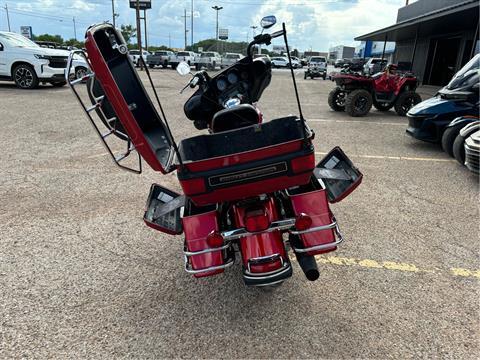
[84,23,177,174]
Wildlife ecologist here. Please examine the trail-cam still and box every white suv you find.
[0,31,74,89]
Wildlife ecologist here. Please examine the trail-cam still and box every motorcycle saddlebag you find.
[177,116,315,206]
[287,177,341,256]
[182,202,233,278]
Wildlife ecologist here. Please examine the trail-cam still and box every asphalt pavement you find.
[0,68,478,359]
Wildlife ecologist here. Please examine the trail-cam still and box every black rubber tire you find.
[162,61,168,68]
[304,72,307,79]
[373,101,393,111]
[149,64,154,69]
[310,75,314,79]
[13,64,39,89]
[51,81,67,87]
[442,125,465,157]
[75,66,88,80]
[453,134,466,165]
[394,91,421,116]
[323,74,327,80]
[345,89,372,117]
[328,87,346,112]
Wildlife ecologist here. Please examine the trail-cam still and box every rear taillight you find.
[206,231,224,248]
[291,153,315,174]
[295,213,312,231]
[181,178,206,195]
[244,208,271,232]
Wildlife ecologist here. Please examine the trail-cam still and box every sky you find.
[0,0,407,51]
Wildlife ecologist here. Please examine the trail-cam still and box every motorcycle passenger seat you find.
[211,104,259,133]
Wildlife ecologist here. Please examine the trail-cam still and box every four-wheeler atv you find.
[328,64,421,117]
[406,54,479,143]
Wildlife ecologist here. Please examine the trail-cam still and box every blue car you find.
[406,54,479,143]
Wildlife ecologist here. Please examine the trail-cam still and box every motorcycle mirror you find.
[176,61,191,76]
[260,15,277,29]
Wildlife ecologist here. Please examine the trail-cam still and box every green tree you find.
[120,24,136,44]
[33,33,64,44]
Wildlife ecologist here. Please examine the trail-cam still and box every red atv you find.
[328,64,422,117]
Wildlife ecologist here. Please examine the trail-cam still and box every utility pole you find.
[73,17,77,40]
[111,0,118,27]
[135,0,143,70]
[182,8,190,50]
[191,0,194,47]
[212,5,223,52]
[5,4,11,32]
[143,9,148,51]
[169,33,171,48]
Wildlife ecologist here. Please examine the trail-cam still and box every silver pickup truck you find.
[195,51,221,70]
[220,53,244,69]
[146,50,175,68]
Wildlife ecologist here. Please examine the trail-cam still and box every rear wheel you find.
[373,101,393,111]
[149,64,154,68]
[345,89,372,117]
[75,66,87,80]
[442,125,465,157]
[13,64,39,89]
[323,74,327,80]
[453,134,467,165]
[304,72,307,79]
[328,87,346,112]
[394,91,421,116]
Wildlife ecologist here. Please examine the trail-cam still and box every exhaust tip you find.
[305,268,320,281]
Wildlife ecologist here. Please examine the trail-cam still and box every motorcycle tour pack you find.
[67,19,362,287]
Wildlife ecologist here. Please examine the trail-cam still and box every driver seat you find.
[211,104,260,133]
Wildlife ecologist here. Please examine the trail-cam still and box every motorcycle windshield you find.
[446,54,479,91]
[85,24,176,174]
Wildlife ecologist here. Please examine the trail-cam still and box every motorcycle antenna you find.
[282,23,306,136]
[140,57,184,169]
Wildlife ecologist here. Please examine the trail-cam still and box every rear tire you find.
[345,89,372,117]
[328,87,346,112]
[394,91,421,116]
[442,125,465,157]
[453,134,467,165]
[149,64,154,69]
[304,72,307,79]
[13,64,39,89]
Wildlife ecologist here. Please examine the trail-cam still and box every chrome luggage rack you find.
[65,50,142,174]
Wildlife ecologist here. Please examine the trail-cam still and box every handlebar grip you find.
[270,30,285,38]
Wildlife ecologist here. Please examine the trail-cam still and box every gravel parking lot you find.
[1,68,478,358]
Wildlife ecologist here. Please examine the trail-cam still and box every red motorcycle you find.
[66,17,362,288]
[328,64,422,117]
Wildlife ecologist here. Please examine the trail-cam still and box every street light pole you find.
[212,5,223,51]
[4,4,11,32]
[250,26,257,55]
[191,0,194,47]
[111,0,116,27]
[73,17,77,40]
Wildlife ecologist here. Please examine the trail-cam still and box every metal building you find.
[355,0,479,85]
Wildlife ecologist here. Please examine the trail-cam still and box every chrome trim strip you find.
[243,262,292,280]
[291,220,344,253]
[183,243,231,256]
[222,219,295,241]
[184,256,235,274]
[289,221,337,235]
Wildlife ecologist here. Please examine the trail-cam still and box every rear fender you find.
[446,115,479,129]
[232,197,287,274]
[396,77,418,95]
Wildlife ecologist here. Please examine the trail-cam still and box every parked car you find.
[128,49,150,67]
[452,121,480,166]
[146,50,174,68]
[406,54,479,143]
[170,51,196,68]
[0,31,73,89]
[304,56,327,80]
[291,56,303,68]
[221,53,244,68]
[363,58,388,75]
[195,51,221,70]
[271,57,289,68]
[271,56,300,68]
[464,130,480,173]
[347,58,366,72]
[334,59,346,68]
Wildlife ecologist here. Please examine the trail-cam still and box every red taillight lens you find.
[295,213,312,231]
[181,177,206,195]
[291,153,315,174]
[244,209,271,233]
[206,231,224,248]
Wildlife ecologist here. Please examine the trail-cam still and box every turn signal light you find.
[206,231,224,248]
[295,213,312,231]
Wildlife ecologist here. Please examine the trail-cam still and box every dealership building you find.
[355,0,479,85]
